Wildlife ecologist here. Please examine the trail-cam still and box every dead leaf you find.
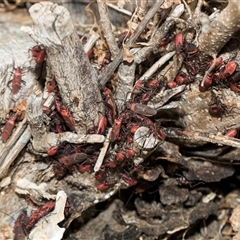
[122,43,134,63]
[93,40,109,66]
[183,159,235,182]
[13,99,27,120]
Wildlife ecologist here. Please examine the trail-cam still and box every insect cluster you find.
[165,32,199,91]
[5,33,239,194]
[165,32,239,120]
[5,1,240,239]
[200,57,238,91]
[201,58,238,118]
[3,32,240,197]
[92,78,168,191]
[46,78,167,191]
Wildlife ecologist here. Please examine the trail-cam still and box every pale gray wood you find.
[22,2,104,134]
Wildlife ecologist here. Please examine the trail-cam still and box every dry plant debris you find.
[1,0,240,239]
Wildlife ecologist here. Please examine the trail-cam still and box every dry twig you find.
[94,128,112,172]
[97,0,120,57]
[165,128,240,149]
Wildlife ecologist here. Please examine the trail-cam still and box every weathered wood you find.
[0,118,30,179]
[0,22,44,179]
[115,62,136,113]
[0,6,121,232]
[22,2,104,134]
[0,36,39,121]
[97,0,119,58]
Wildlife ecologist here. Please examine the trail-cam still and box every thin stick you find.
[134,4,184,64]
[84,31,100,53]
[194,0,203,16]
[139,51,175,80]
[94,128,112,172]
[0,124,31,179]
[165,128,240,148]
[107,3,132,16]
[97,0,120,57]
[127,0,164,45]
[99,51,123,86]
[1,117,28,157]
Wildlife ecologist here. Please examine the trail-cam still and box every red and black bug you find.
[120,173,138,186]
[55,99,75,131]
[1,113,17,142]
[25,201,55,232]
[97,180,116,191]
[175,71,194,85]
[59,153,88,170]
[175,33,184,55]
[225,128,238,138]
[208,100,228,118]
[230,83,240,93]
[31,45,46,64]
[111,116,124,142]
[13,210,28,240]
[12,67,23,95]
[128,103,157,117]
[96,115,108,134]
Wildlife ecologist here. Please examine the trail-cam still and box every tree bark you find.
[198,0,240,55]
[22,2,104,134]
